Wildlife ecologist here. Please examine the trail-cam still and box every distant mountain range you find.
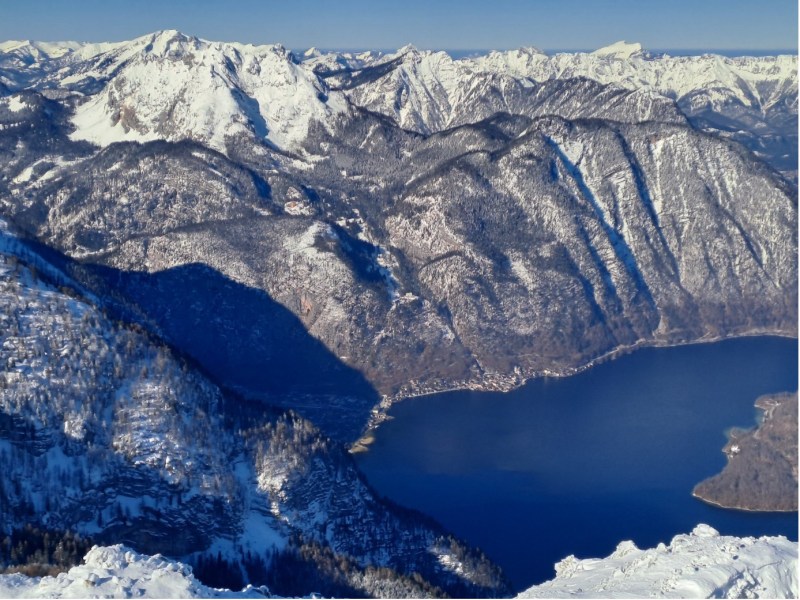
[1,33,796,177]
[0,31,796,597]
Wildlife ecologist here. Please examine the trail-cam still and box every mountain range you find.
[0,31,796,597]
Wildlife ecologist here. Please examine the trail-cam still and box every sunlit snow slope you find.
[517,525,798,599]
[0,545,272,599]
[61,30,348,153]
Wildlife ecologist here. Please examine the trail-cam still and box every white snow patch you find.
[281,221,327,257]
[12,164,36,184]
[62,413,87,440]
[5,96,27,113]
[0,545,274,598]
[283,200,314,216]
[509,254,536,290]
[517,525,798,599]
[12,156,88,186]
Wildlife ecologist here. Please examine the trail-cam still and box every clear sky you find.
[0,0,796,51]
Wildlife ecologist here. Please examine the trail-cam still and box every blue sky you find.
[0,0,796,50]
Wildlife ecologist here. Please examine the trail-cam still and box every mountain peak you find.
[0,39,83,60]
[141,29,200,56]
[396,43,420,57]
[515,46,546,56]
[592,41,644,59]
[151,28,192,41]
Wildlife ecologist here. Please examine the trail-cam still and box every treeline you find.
[265,541,444,599]
[0,524,93,577]
[190,540,446,598]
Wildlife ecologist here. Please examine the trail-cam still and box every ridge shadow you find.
[88,261,381,443]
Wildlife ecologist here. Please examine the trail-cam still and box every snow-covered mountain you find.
[468,42,797,109]
[340,45,686,135]
[0,33,795,425]
[66,30,348,153]
[468,43,798,179]
[303,47,384,74]
[2,34,795,174]
[1,31,348,154]
[0,32,796,596]
[590,41,645,60]
[315,41,797,179]
[0,39,122,90]
[0,39,121,64]
[517,525,798,599]
[0,216,507,597]
[0,40,84,66]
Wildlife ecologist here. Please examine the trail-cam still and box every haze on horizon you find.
[1,0,796,52]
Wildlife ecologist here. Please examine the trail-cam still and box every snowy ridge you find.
[517,525,798,599]
[0,40,123,90]
[3,33,794,156]
[0,545,273,598]
[302,48,384,73]
[0,40,85,61]
[329,40,796,179]
[317,40,796,119]
[56,30,348,153]
[321,39,797,174]
[343,45,684,135]
[468,44,797,111]
[348,47,487,134]
[0,39,124,63]
[591,41,645,59]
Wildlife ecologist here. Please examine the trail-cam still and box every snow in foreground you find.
[517,525,798,599]
[0,545,273,599]
[0,526,795,599]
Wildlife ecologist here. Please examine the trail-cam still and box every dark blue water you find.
[355,337,798,593]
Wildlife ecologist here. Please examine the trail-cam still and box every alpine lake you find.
[354,336,799,592]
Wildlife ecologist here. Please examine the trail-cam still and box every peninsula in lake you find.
[694,392,798,512]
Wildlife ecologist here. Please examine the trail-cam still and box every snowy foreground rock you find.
[2,527,795,599]
[0,545,273,599]
[517,525,798,599]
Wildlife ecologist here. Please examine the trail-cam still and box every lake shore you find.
[354,329,797,450]
[693,392,798,512]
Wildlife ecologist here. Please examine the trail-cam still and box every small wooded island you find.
[693,392,798,512]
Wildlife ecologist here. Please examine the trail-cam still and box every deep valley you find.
[0,31,796,598]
